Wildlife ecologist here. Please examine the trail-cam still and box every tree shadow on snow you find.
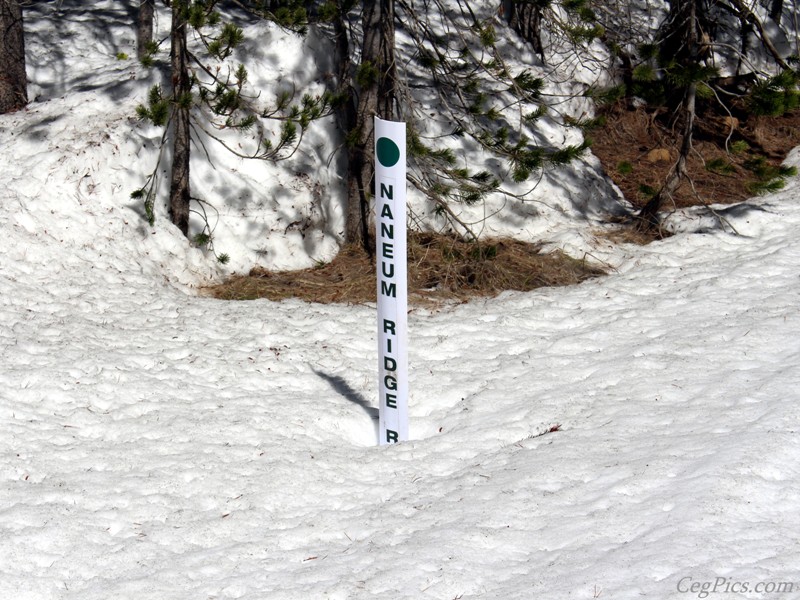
[24,0,146,101]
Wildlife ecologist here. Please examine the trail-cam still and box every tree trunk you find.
[770,0,784,22]
[137,0,155,60]
[726,0,790,70]
[0,0,27,114]
[639,0,699,230]
[507,0,545,61]
[638,81,696,230]
[169,1,191,237]
[377,0,396,119]
[342,0,396,252]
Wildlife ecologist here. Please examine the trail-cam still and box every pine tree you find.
[133,0,334,245]
[317,0,590,249]
[630,0,796,230]
[322,0,396,252]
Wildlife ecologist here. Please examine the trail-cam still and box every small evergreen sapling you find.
[132,0,335,251]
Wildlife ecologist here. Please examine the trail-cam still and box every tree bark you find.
[769,0,784,22]
[639,0,699,230]
[342,0,396,252]
[137,0,155,60]
[0,0,27,113]
[638,81,696,230]
[507,0,545,61]
[726,0,790,70]
[169,1,191,237]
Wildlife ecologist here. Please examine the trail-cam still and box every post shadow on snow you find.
[312,368,379,443]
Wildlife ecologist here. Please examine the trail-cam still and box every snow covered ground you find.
[2,2,800,599]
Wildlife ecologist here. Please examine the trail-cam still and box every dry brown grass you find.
[204,232,605,305]
[591,102,800,212]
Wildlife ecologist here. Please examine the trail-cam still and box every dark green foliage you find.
[207,23,245,59]
[564,23,604,44]
[408,133,456,166]
[584,85,626,106]
[730,140,749,154]
[244,0,310,30]
[316,2,339,21]
[558,0,602,42]
[523,105,548,124]
[417,49,439,70]
[549,140,591,164]
[705,157,735,174]
[130,180,158,226]
[569,115,604,131]
[177,91,193,110]
[744,156,797,184]
[136,85,170,126]
[511,146,546,182]
[512,70,545,99]
[638,183,657,197]
[133,0,333,243]
[616,161,633,175]
[632,64,656,82]
[139,39,160,67]
[748,177,787,195]
[356,61,379,87]
[193,232,212,247]
[665,63,719,88]
[747,70,800,116]
[477,24,496,47]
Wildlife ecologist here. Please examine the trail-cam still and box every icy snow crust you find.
[2,1,800,599]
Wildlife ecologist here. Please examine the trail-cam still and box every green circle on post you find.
[377,137,400,168]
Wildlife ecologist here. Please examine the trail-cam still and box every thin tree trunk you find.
[727,0,790,70]
[769,0,783,22]
[169,1,191,237]
[343,0,396,252]
[137,0,155,60]
[638,82,696,230]
[0,0,27,114]
[507,1,545,61]
[378,0,396,119]
[639,0,699,231]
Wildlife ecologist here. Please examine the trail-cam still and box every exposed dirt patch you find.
[209,100,800,305]
[205,232,605,305]
[590,101,800,212]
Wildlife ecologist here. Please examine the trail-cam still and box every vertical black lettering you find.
[385,393,397,408]
[381,281,397,297]
[382,261,395,278]
[384,356,397,371]
[383,319,396,335]
[380,183,393,200]
[386,429,399,443]
[381,203,394,219]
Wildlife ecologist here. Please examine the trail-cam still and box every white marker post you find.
[375,117,408,445]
